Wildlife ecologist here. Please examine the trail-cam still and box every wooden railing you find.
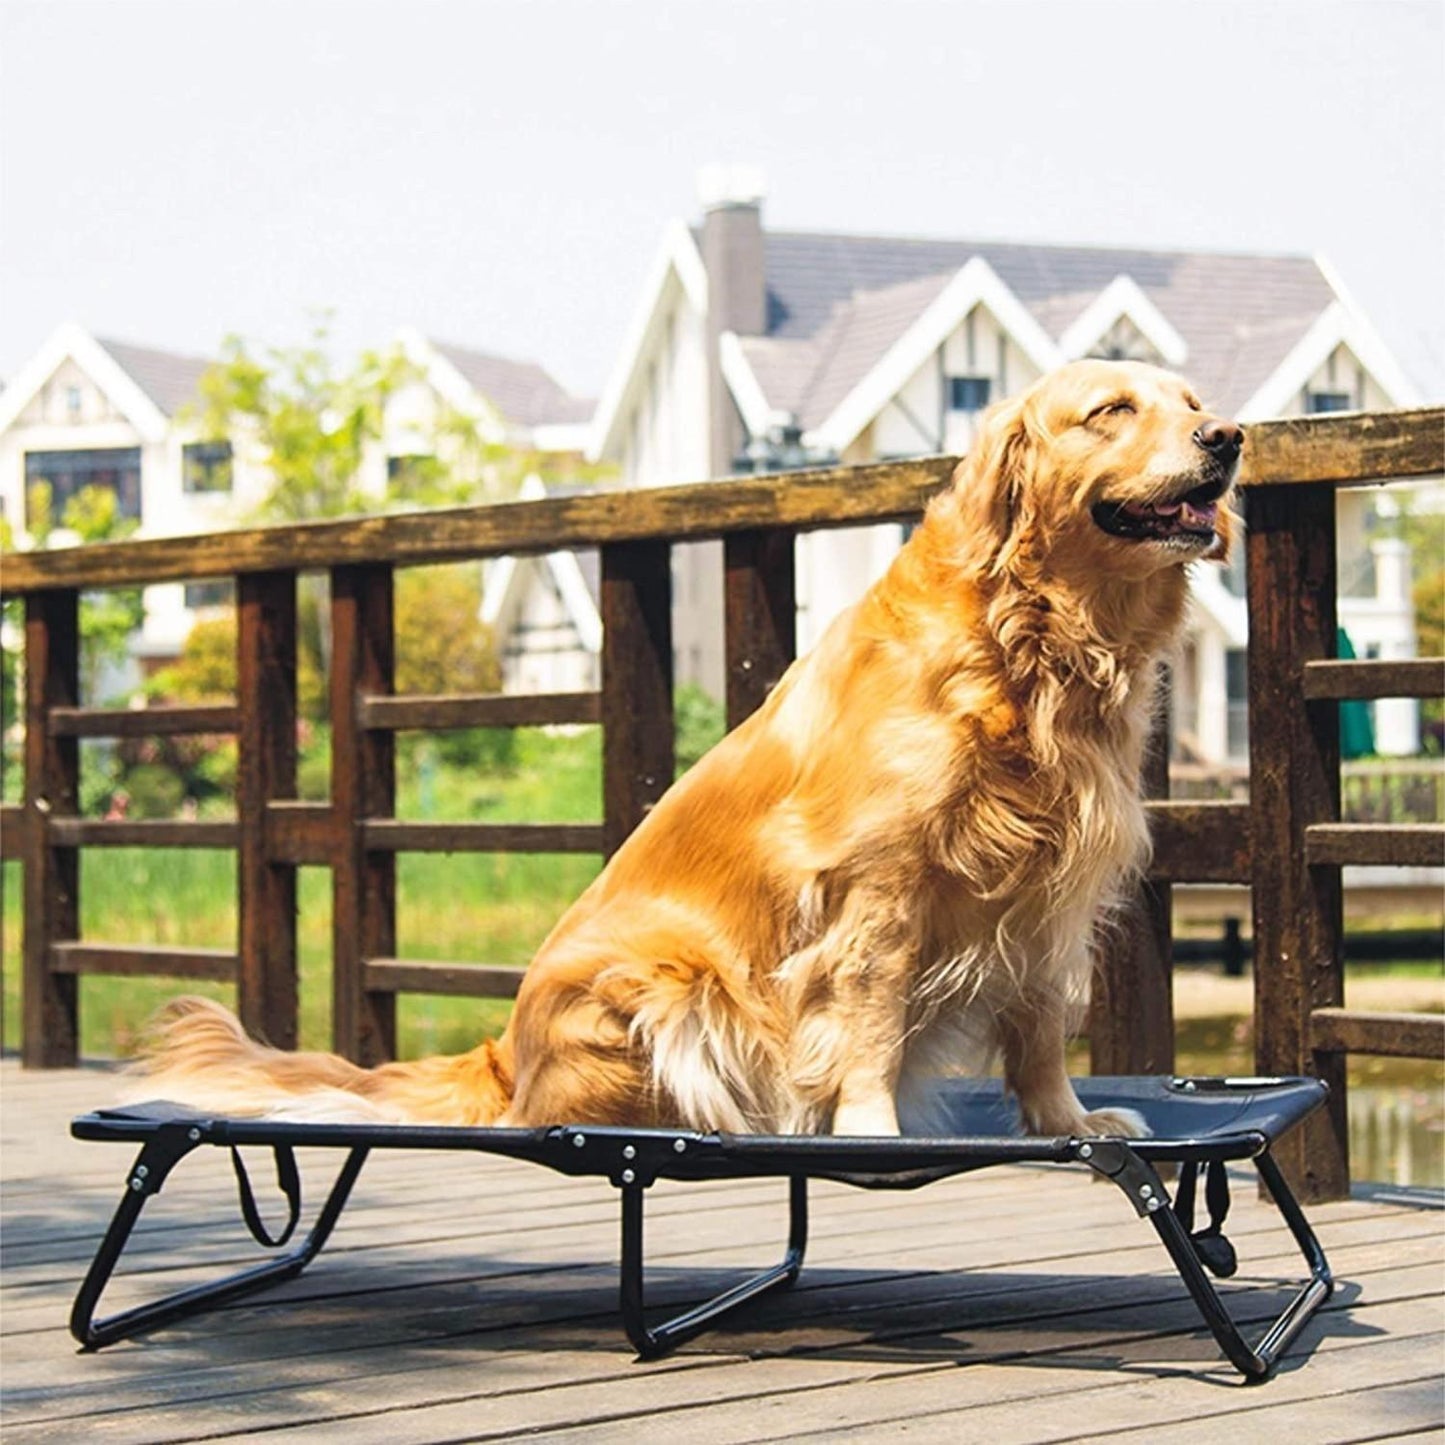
[2,406,1442,1200]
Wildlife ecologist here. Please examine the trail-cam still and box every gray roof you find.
[744,233,1336,424]
[95,338,213,416]
[433,341,593,428]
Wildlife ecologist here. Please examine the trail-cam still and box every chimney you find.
[698,165,766,475]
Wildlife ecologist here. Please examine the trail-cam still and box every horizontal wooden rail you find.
[361,691,601,732]
[48,704,239,738]
[1304,823,1445,868]
[1311,1007,1445,1060]
[49,943,238,981]
[2,407,1439,595]
[264,802,334,865]
[1145,801,1251,883]
[1302,658,1445,701]
[364,958,527,999]
[47,820,239,850]
[360,821,604,854]
[0,804,23,861]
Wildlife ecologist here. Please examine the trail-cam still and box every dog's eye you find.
[1086,399,1135,423]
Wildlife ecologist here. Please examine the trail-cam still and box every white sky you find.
[2,0,1442,403]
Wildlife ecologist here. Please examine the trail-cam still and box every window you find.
[183,441,233,494]
[1305,390,1353,414]
[1225,648,1249,758]
[184,579,235,609]
[947,376,992,413]
[24,448,141,525]
[65,386,83,421]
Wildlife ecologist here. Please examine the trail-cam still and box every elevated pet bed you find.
[69,1074,1332,1380]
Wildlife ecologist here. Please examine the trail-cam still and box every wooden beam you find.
[23,591,79,1067]
[1145,800,1252,883]
[364,958,527,999]
[1302,658,1445,701]
[47,819,237,849]
[1245,481,1349,1201]
[236,572,299,1049]
[49,943,238,982]
[263,801,335,865]
[331,564,397,1065]
[724,528,796,732]
[0,805,27,862]
[5,406,1432,597]
[601,541,674,858]
[360,691,600,732]
[1305,823,1445,868]
[360,822,604,854]
[1311,1007,1445,1061]
[48,704,239,738]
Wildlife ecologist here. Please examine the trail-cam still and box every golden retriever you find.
[132,359,1241,1139]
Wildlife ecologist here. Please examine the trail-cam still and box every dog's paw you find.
[1078,1105,1151,1139]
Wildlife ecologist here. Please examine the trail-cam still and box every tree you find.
[192,318,586,522]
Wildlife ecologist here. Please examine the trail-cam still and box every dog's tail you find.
[121,995,514,1126]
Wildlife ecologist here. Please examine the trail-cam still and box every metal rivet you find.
[621,1168,636,1184]
[130,1178,144,1192]
[188,1128,201,1142]
[1079,1144,1093,1159]
[135,1165,149,1178]
[1182,1080,1197,1093]
[573,1134,586,1148]
[1139,1183,1153,1199]
[673,1138,687,1153]
[1146,1197,1162,1213]
[622,1145,636,1160]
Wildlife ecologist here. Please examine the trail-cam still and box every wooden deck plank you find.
[2,1063,1440,1443]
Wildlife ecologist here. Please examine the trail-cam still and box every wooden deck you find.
[3,1061,1441,1443]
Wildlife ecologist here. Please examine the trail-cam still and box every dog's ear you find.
[948,396,1034,567]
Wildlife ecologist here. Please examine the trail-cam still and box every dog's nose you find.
[1193,418,1244,461]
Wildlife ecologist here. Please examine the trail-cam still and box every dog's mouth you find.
[1091,475,1229,546]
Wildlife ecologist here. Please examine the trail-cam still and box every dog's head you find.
[952,359,1241,582]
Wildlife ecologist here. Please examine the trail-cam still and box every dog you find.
[131,359,1240,1139]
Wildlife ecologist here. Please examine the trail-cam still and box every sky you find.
[2,0,1442,403]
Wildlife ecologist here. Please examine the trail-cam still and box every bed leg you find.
[71,1140,369,1350]
[618,1174,808,1359]
[1080,1141,1333,1381]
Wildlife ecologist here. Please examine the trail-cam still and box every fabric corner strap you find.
[230,1145,302,1248]
[1173,1158,1238,1279]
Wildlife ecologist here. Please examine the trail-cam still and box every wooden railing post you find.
[1246,482,1349,1201]
[236,572,299,1048]
[1091,677,1175,1076]
[723,528,796,731]
[331,564,397,1065]
[601,542,674,857]
[22,589,80,1066]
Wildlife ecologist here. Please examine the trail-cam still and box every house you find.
[583,170,1427,760]
[0,323,594,689]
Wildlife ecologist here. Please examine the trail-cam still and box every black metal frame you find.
[67,1077,1334,1379]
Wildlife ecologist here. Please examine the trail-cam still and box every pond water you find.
[1172,1015,1444,1189]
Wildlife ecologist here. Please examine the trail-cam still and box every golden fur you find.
[132,360,1241,1138]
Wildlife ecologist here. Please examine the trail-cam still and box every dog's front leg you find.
[1000,994,1148,1139]
[787,900,915,1137]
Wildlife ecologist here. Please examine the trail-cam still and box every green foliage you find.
[674,682,726,774]
[1,482,142,709]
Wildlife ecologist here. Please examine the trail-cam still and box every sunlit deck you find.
[3,1061,1441,1443]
